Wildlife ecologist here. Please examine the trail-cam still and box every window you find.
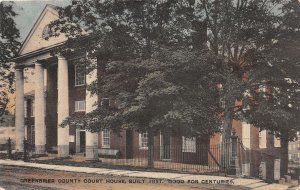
[102,128,110,148]
[24,100,27,117]
[31,100,35,117]
[182,137,196,153]
[75,100,86,112]
[139,132,148,149]
[75,65,86,86]
[274,135,281,147]
[242,122,251,148]
[259,130,267,149]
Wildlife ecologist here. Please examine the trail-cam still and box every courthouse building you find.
[12,4,282,177]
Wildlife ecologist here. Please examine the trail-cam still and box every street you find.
[0,165,247,190]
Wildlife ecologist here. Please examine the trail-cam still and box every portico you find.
[14,55,70,156]
[13,4,99,159]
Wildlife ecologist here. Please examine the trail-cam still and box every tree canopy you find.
[54,0,222,137]
[0,2,20,118]
[53,0,300,170]
[53,0,300,138]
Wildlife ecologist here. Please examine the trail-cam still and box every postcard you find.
[0,0,299,189]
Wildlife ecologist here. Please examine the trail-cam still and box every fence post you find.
[23,138,29,162]
[7,138,12,159]
[228,130,240,176]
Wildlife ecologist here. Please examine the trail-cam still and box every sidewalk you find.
[0,159,294,190]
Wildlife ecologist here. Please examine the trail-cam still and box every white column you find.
[15,68,25,152]
[85,68,99,160]
[34,63,46,154]
[57,56,69,157]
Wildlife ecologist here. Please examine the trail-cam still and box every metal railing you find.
[83,143,232,174]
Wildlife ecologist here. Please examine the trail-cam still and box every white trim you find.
[75,100,86,112]
[139,132,148,150]
[19,5,63,55]
[259,130,267,149]
[24,125,28,140]
[24,100,27,118]
[74,64,86,87]
[182,136,196,153]
[274,135,281,147]
[75,128,81,153]
[274,159,280,180]
[101,128,110,148]
[242,122,251,148]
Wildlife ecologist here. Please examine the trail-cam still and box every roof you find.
[14,4,66,63]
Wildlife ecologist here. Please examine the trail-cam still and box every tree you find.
[0,2,20,119]
[199,0,300,174]
[242,0,300,175]
[198,0,285,142]
[53,0,222,167]
[53,0,300,174]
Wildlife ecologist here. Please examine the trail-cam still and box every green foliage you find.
[55,0,221,138]
[0,2,20,117]
[197,0,300,143]
[239,0,300,141]
[62,48,222,138]
[54,0,300,143]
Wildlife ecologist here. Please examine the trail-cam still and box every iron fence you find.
[1,137,237,174]
[83,143,234,174]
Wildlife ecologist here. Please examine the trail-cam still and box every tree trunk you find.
[147,130,155,168]
[280,137,289,176]
[222,108,234,142]
[221,108,234,170]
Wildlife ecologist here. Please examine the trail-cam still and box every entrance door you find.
[80,131,86,153]
[161,133,171,160]
[126,130,133,159]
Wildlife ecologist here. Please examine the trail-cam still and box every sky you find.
[0,1,71,105]
[2,0,71,41]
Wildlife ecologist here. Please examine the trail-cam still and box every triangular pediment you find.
[19,4,67,55]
